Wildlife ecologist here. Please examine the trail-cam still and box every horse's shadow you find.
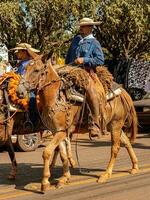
[74,138,112,148]
[74,135,150,150]
[0,161,131,194]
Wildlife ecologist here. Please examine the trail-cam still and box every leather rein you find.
[28,62,62,94]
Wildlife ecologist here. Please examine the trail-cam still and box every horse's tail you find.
[120,88,138,142]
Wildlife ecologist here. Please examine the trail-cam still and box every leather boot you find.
[86,83,103,138]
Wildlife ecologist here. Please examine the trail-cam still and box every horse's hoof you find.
[56,182,64,189]
[130,168,139,174]
[97,176,107,183]
[97,173,110,183]
[41,183,50,192]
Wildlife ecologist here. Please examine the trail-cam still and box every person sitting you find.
[10,43,40,75]
[10,43,40,125]
[65,17,106,138]
[65,34,82,65]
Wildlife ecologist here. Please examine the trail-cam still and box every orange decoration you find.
[0,72,29,110]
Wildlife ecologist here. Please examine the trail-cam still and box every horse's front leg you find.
[41,131,66,192]
[6,137,17,180]
[49,146,59,173]
[98,121,123,183]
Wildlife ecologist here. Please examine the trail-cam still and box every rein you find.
[37,78,61,93]
[30,63,62,93]
[36,64,81,93]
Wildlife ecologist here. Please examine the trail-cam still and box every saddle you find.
[56,65,122,103]
[65,81,122,103]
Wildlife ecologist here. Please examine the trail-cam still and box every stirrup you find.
[66,88,84,102]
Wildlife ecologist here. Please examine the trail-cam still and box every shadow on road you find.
[0,161,135,194]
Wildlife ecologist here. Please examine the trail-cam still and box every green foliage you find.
[0,1,26,47]
[0,0,149,60]
[96,0,150,59]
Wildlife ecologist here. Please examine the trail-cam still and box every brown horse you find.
[0,72,75,181]
[19,54,139,192]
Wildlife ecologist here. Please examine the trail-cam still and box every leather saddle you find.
[66,82,122,103]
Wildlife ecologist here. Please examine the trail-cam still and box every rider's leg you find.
[85,79,104,138]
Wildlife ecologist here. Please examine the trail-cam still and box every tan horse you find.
[0,70,75,181]
[20,54,139,192]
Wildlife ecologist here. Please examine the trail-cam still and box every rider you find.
[11,43,40,125]
[10,43,40,75]
[66,17,106,138]
[65,34,82,65]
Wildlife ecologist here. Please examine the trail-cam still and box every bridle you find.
[23,60,62,94]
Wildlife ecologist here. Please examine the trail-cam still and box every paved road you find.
[0,131,149,200]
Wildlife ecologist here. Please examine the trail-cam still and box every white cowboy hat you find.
[79,17,101,26]
[10,43,40,53]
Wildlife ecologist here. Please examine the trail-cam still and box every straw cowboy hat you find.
[79,17,101,26]
[10,43,40,53]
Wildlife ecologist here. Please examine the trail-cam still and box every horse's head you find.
[24,55,45,90]
[17,54,45,99]
[17,52,60,100]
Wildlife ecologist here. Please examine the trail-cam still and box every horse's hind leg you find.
[50,138,75,172]
[6,137,17,180]
[121,131,139,174]
[98,121,122,183]
[49,146,59,173]
[65,137,76,168]
[56,140,72,188]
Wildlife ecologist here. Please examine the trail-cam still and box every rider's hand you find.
[74,57,84,65]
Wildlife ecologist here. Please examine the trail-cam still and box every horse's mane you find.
[96,66,113,93]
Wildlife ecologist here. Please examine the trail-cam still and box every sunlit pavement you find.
[0,131,149,200]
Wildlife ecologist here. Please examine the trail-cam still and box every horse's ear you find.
[27,48,39,59]
[41,53,49,63]
[46,58,53,67]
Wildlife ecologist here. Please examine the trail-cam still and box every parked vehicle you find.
[11,131,52,152]
[11,132,41,152]
[134,96,150,127]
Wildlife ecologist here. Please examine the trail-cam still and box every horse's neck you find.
[46,60,60,81]
[40,62,61,107]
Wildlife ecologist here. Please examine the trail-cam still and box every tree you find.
[96,0,150,60]
[0,0,26,48]
[0,0,149,60]
[0,0,100,54]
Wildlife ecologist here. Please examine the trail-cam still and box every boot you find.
[86,83,103,138]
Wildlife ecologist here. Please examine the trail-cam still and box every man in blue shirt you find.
[66,18,105,138]
[65,34,82,64]
[11,43,40,76]
[11,43,40,125]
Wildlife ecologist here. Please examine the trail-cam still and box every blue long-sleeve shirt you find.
[76,34,104,68]
[65,34,82,64]
[16,59,31,75]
